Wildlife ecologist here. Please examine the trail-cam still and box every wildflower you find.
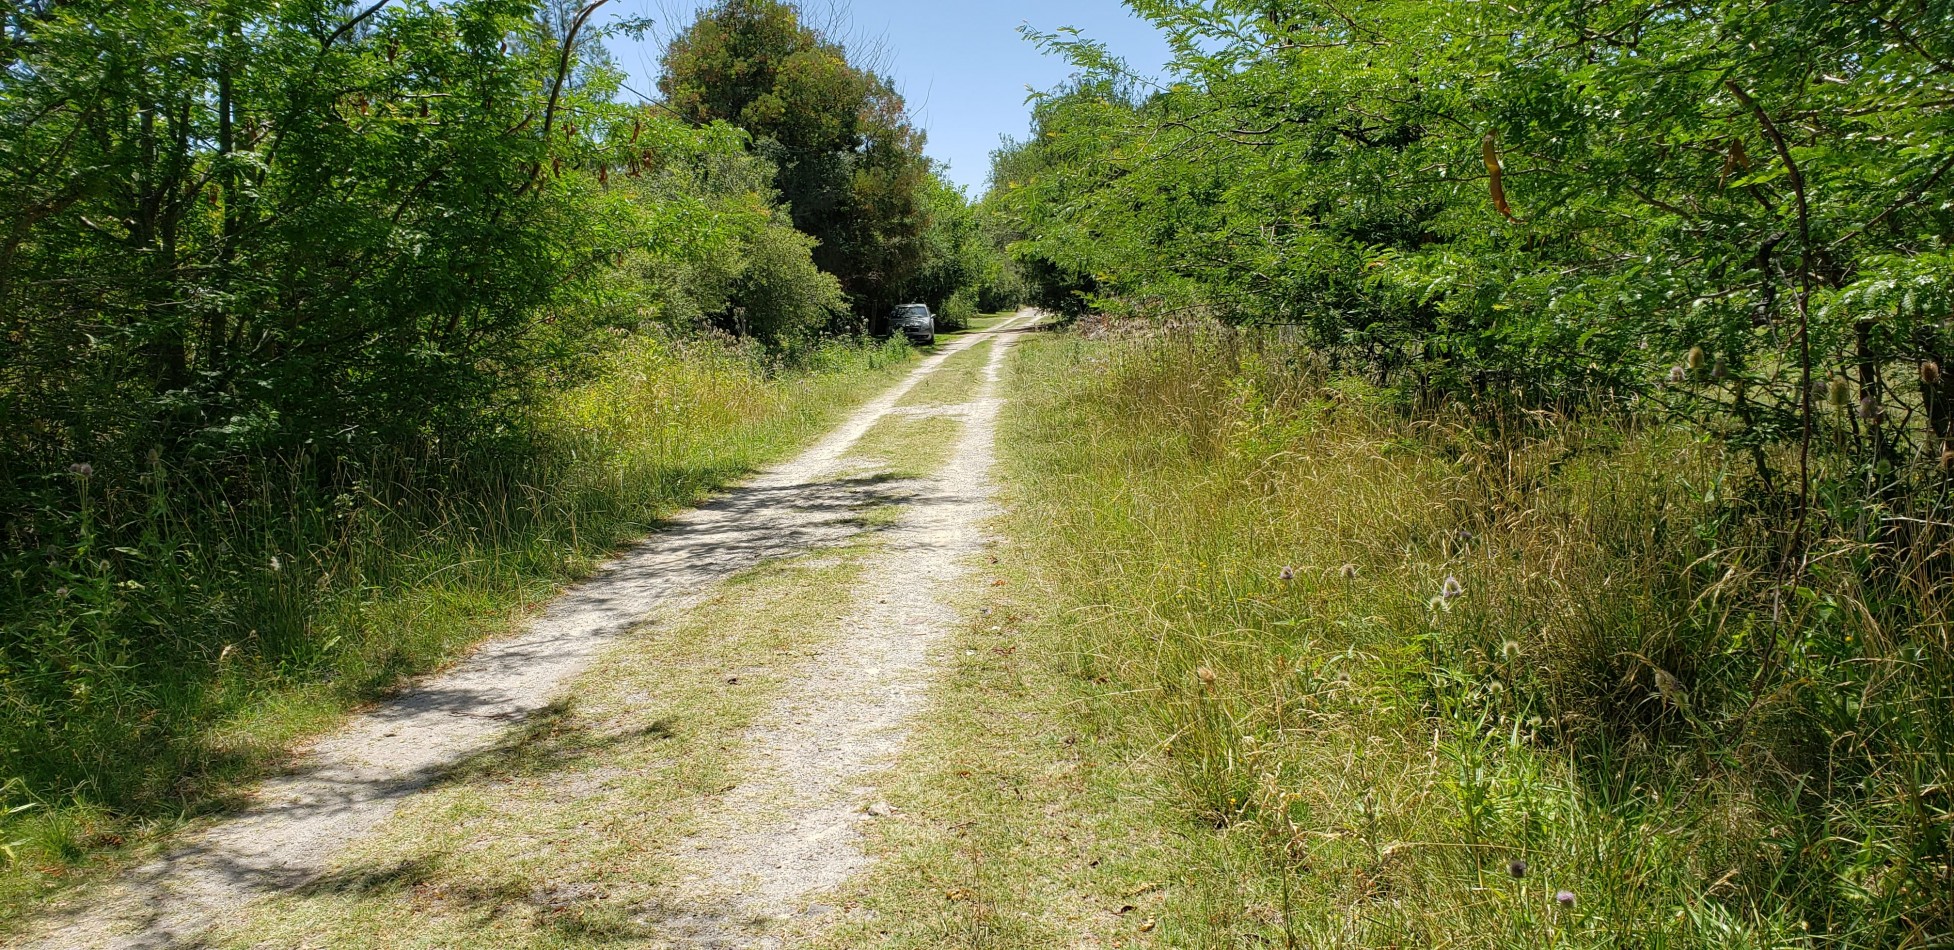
[68,462,93,477]
[1501,640,1522,661]
[1858,392,1881,423]
[1196,666,1217,686]
[1279,566,1296,582]
[1711,359,1728,381]
[1556,890,1577,908]
[1667,365,1687,385]
[1686,346,1706,371]
[1341,563,1358,580]
[269,555,283,573]
[1441,575,1465,602]
[1508,859,1528,879]
[54,587,70,599]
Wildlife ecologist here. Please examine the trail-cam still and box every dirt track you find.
[17,312,1036,950]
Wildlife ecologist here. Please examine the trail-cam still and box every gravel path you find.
[15,313,1035,950]
[641,318,1026,948]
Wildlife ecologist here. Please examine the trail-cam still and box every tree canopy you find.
[991,0,1954,517]
[660,0,934,321]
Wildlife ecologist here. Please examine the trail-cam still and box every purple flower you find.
[1441,575,1465,602]
[1556,890,1576,908]
[1279,566,1296,582]
[68,462,94,478]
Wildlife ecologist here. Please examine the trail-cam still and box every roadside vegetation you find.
[936,323,1945,947]
[0,0,1014,912]
[972,2,1954,946]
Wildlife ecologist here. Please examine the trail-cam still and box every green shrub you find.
[1005,326,1954,947]
[937,289,979,333]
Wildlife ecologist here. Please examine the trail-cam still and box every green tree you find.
[659,0,931,322]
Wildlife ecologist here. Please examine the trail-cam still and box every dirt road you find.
[18,312,1037,950]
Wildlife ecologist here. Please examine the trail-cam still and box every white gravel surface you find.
[14,313,1035,950]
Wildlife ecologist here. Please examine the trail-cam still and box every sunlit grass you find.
[0,335,915,925]
[969,327,1952,948]
[899,339,995,409]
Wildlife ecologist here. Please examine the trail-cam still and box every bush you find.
[937,289,979,333]
[1005,325,1954,946]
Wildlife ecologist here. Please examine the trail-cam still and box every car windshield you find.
[896,306,929,320]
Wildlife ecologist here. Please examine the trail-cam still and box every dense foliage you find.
[0,0,1001,889]
[988,1,1954,943]
[664,0,916,322]
[995,0,1954,495]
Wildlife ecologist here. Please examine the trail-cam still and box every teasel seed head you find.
[1827,378,1852,412]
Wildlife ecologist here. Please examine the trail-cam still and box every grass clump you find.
[899,339,996,409]
[994,326,1952,948]
[843,415,968,481]
[0,334,912,919]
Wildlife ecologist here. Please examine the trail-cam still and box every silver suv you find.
[891,303,936,345]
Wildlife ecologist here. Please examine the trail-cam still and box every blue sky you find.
[606,1,1176,195]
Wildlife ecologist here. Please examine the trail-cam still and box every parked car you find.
[891,303,936,345]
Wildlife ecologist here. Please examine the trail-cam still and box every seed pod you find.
[1687,346,1706,371]
[1923,361,1941,388]
[1482,131,1518,221]
[1827,378,1852,412]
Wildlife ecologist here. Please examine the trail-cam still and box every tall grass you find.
[0,333,911,915]
[1002,325,1951,948]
